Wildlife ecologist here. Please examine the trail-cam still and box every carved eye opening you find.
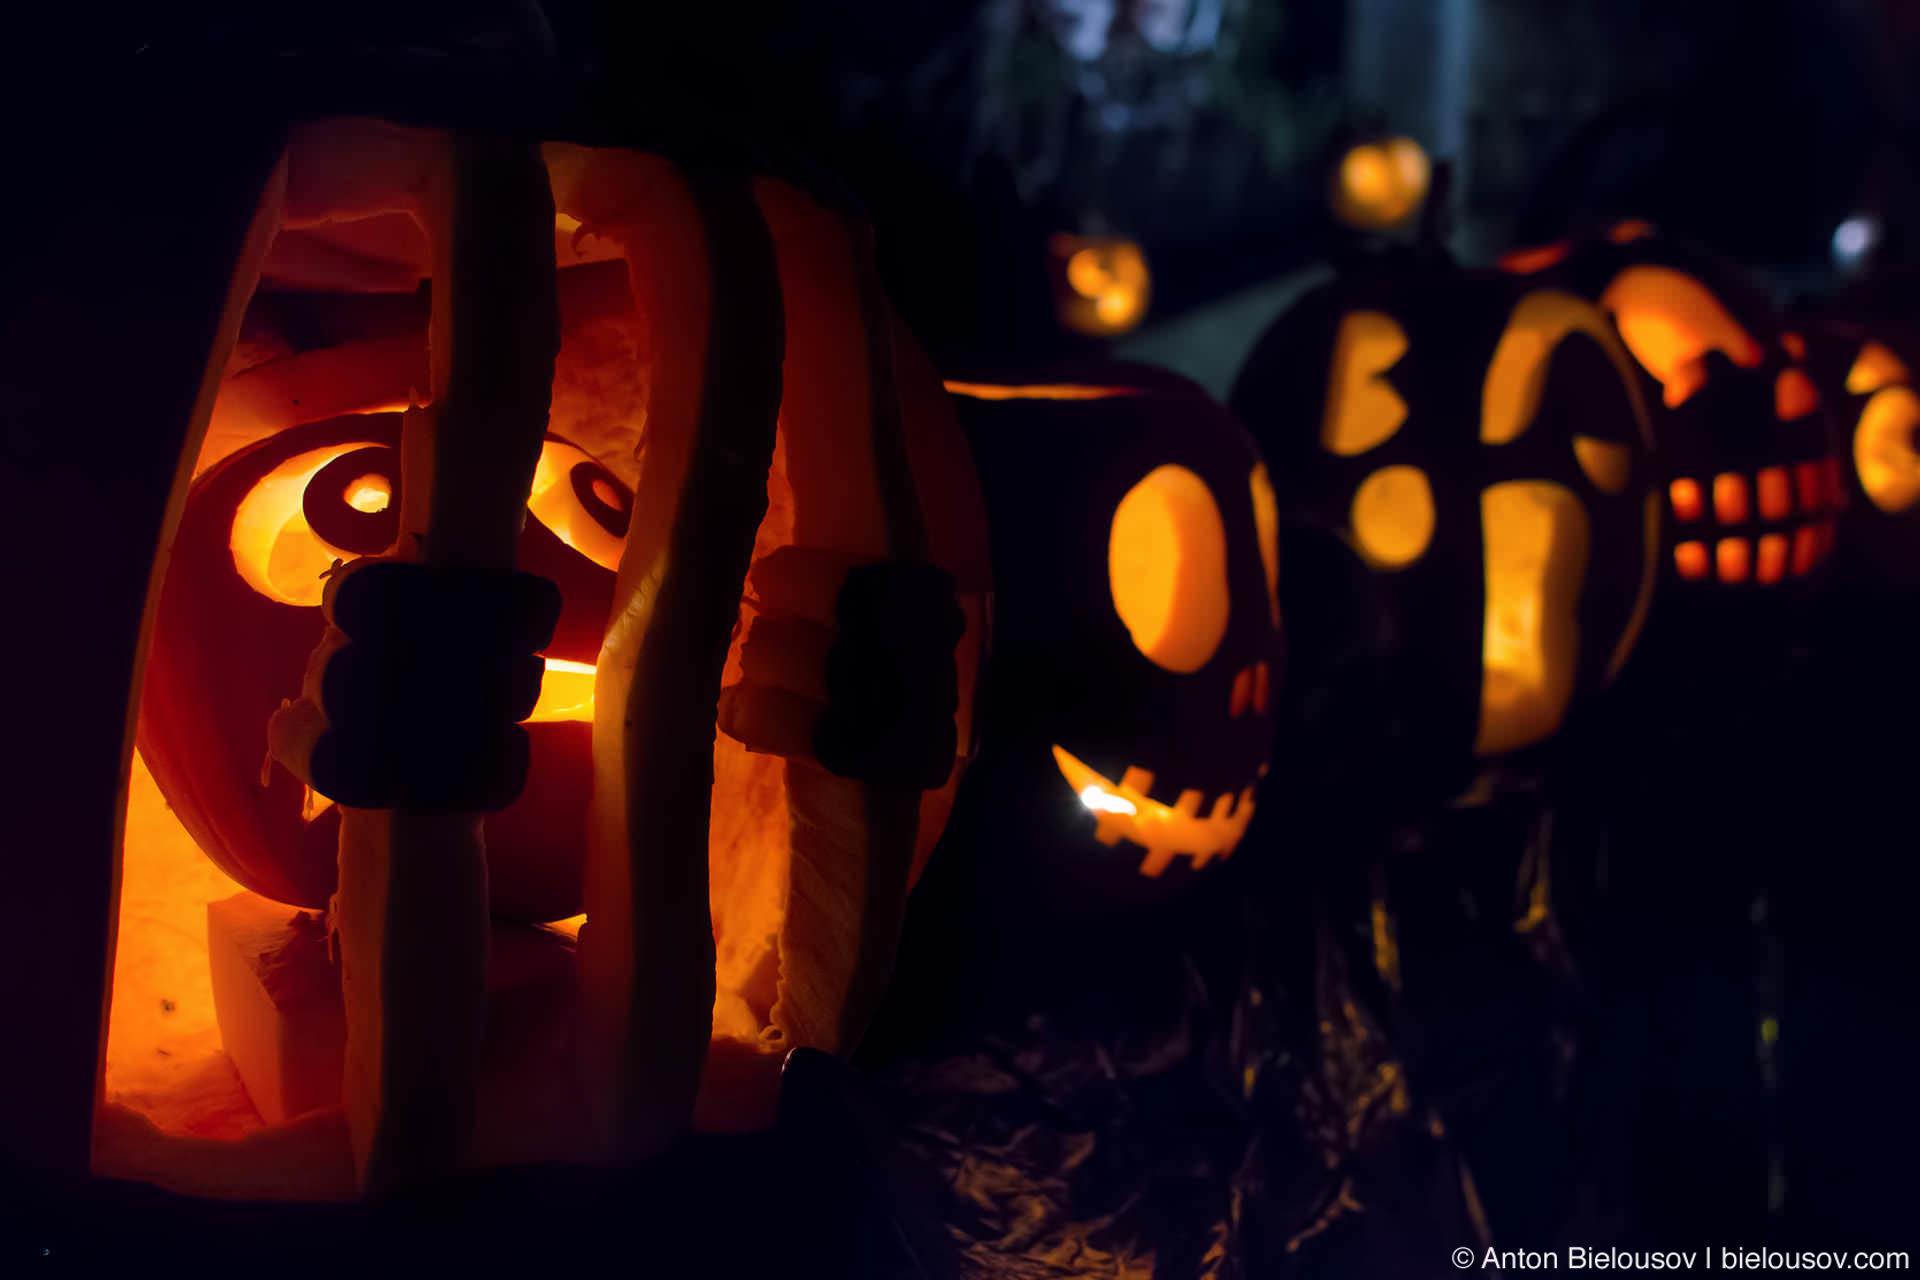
[1109,464,1231,672]
[230,441,394,607]
[304,446,401,558]
[527,438,633,572]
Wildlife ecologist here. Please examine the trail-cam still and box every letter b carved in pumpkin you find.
[1231,248,1661,779]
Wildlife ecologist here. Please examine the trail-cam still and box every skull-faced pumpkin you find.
[1501,224,1843,593]
[1791,318,1920,591]
[943,367,1281,912]
[1230,248,1659,771]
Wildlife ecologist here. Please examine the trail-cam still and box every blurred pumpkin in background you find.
[1046,232,1152,338]
[1790,316,1920,591]
[1231,246,1659,781]
[1501,223,1842,594]
[1330,135,1432,233]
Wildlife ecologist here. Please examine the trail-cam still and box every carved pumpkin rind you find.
[1501,227,1843,599]
[123,122,993,1169]
[945,365,1281,917]
[1231,248,1660,773]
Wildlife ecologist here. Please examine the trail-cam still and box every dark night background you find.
[4,0,1919,1274]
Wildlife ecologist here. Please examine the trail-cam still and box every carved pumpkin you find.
[1331,135,1431,232]
[1046,232,1152,338]
[1500,224,1843,592]
[941,367,1281,913]
[57,114,990,1198]
[139,410,622,922]
[1791,318,1920,591]
[1230,247,1660,773]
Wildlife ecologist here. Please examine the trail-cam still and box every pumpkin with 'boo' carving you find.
[1230,247,1660,775]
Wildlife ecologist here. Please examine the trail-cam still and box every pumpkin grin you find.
[1052,745,1263,877]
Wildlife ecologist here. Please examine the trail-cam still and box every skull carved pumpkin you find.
[941,367,1282,914]
[1501,224,1844,593]
[1230,248,1660,772]
[1792,319,1920,591]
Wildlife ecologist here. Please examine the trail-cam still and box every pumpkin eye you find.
[230,442,396,607]
[526,438,633,571]
[1854,386,1920,514]
[1600,266,1764,407]
[1109,464,1231,672]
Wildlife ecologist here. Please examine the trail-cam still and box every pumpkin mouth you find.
[1052,745,1262,877]
[1667,460,1843,582]
[525,657,597,723]
[298,656,598,824]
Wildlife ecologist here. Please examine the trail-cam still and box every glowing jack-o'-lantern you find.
[1501,224,1842,591]
[42,113,991,1202]
[1230,249,1659,767]
[138,412,626,921]
[1793,320,1920,589]
[1047,232,1152,337]
[941,367,1280,914]
[1331,136,1432,232]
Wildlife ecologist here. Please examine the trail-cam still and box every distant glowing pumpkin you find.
[1793,319,1920,589]
[1047,233,1151,337]
[1331,136,1431,232]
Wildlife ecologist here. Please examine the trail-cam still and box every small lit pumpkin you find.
[1046,232,1152,338]
[939,366,1282,914]
[1230,247,1660,772]
[1500,223,1844,592]
[1330,135,1432,233]
[1790,317,1920,591]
